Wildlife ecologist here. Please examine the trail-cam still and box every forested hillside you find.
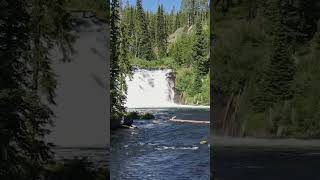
[211,0,320,138]
[110,0,210,128]
[122,0,209,104]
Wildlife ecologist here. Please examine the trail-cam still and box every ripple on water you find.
[111,108,209,180]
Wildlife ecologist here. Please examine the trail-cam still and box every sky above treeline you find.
[125,0,182,12]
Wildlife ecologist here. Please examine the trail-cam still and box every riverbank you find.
[212,136,320,149]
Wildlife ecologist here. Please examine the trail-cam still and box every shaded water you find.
[213,146,320,180]
[111,108,210,180]
[53,147,109,168]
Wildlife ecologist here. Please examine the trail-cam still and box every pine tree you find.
[123,3,135,55]
[0,1,54,179]
[156,5,167,58]
[192,20,208,75]
[190,19,208,96]
[28,0,74,104]
[110,0,123,126]
[174,11,181,30]
[174,44,183,66]
[119,21,132,98]
[149,13,157,42]
[254,0,295,111]
[135,0,154,60]
[110,0,132,128]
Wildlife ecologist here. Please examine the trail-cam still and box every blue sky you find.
[126,0,182,12]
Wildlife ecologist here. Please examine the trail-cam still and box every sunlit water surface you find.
[111,108,210,180]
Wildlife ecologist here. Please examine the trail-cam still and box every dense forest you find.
[211,0,320,138]
[110,0,210,128]
[0,0,108,179]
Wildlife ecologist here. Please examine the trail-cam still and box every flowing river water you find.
[111,69,210,179]
[111,108,210,179]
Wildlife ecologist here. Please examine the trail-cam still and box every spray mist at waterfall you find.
[125,69,209,109]
[125,69,176,108]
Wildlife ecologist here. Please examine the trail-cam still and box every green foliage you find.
[118,1,209,107]
[212,0,320,138]
[254,2,295,112]
[156,5,168,58]
[120,0,209,61]
[135,0,154,60]
[125,111,140,120]
[192,20,209,75]
[110,0,131,128]
[1,0,73,179]
[140,113,155,120]
[29,0,74,104]
[169,31,196,66]
[130,57,178,69]
[0,0,77,180]
[125,111,155,120]
[212,19,269,96]
[175,68,209,105]
[45,158,109,180]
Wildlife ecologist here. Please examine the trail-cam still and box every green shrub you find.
[140,112,155,120]
[125,111,155,120]
[125,111,140,120]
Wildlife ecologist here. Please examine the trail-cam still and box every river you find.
[111,108,210,180]
[213,145,320,180]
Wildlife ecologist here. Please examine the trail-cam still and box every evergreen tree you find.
[0,1,55,179]
[110,0,124,127]
[125,5,136,55]
[173,44,183,65]
[149,13,157,42]
[174,11,181,30]
[182,0,195,26]
[190,19,208,97]
[119,21,132,99]
[254,0,295,111]
[110,0,132,128]
[192,20,208,75]
[135,0,154,60]
[156,5,167,58]
[28,0,74,104]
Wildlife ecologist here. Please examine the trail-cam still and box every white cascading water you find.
[125,69,176,108]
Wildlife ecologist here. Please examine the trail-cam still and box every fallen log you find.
[169,116,210,124]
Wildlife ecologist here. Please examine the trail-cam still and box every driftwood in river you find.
[169,116,210,124]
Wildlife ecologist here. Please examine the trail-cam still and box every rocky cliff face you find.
[166,71,186,105]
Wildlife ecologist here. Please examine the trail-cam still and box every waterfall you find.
[125,69,176,108]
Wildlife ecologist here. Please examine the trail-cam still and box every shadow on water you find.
[111,108,210,180]
[212,144,320,180]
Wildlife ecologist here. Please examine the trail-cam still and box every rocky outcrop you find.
[165,70,187,105]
